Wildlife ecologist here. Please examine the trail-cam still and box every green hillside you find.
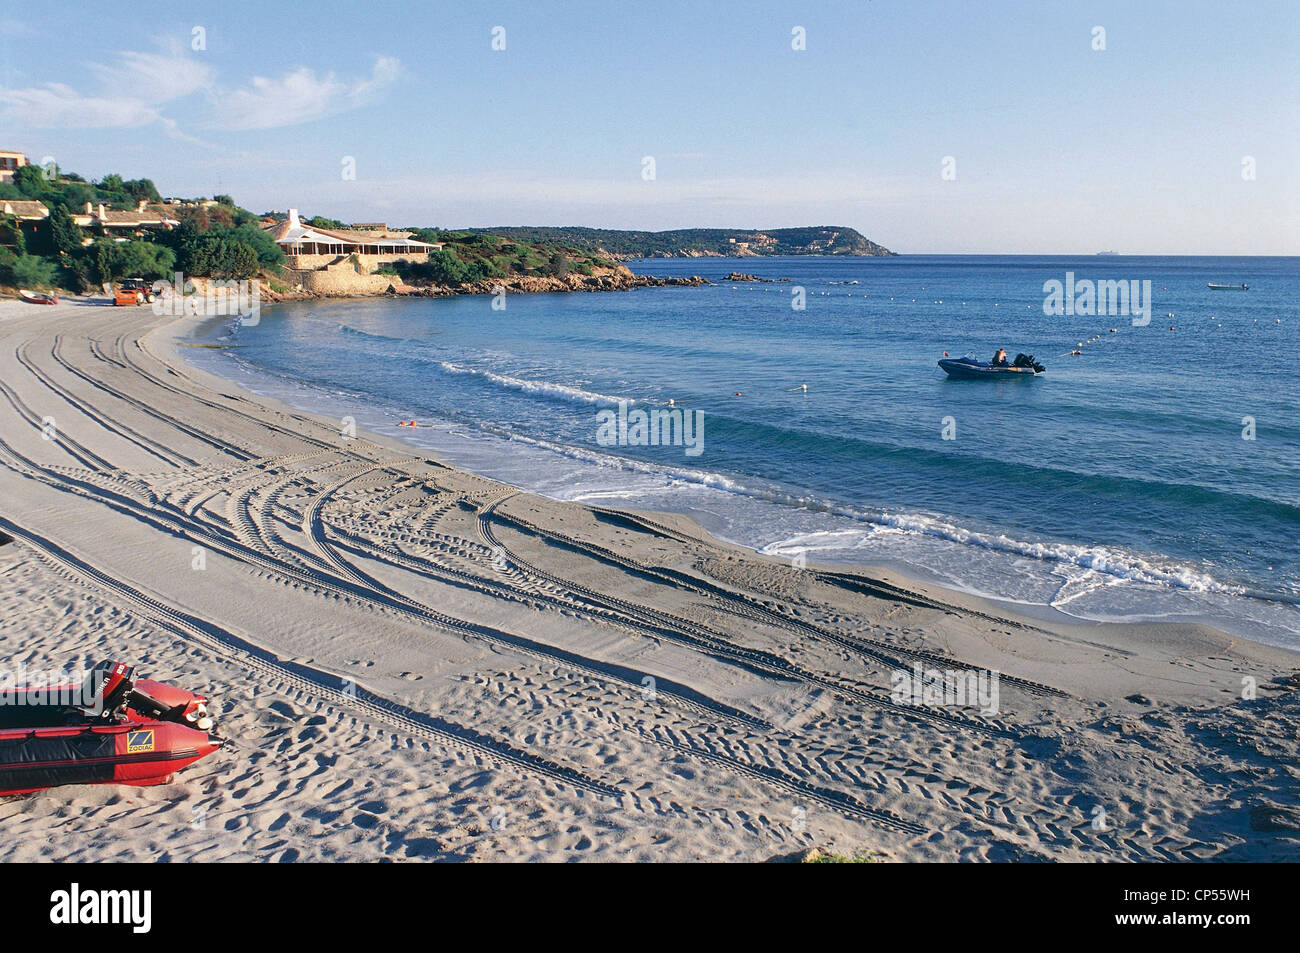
[474,225,895,258]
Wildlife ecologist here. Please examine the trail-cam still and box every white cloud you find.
[91,49,213,102]
[0,83,164,128]
[0,46,212,129]
[213,56,400,131]
[0,47,395,135]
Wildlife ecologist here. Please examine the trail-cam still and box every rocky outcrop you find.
[722,272,791,282]
[392,266,709,298]
[258,264,709,303]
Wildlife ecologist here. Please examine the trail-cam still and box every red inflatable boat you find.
[0,661,222,796]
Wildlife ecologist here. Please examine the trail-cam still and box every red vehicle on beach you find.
[114,278,156,306]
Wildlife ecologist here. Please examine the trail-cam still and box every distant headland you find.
[474,226,895,259]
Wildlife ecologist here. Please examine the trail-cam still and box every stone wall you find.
[285,261,397,296]
[284,252,425,274]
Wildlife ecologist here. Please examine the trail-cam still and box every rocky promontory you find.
[379,264,709,299]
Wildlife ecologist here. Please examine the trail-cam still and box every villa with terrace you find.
[263,209,442,272]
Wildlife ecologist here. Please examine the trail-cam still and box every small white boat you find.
[18,289,58,305]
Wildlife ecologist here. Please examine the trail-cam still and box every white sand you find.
[0,294,1296,861]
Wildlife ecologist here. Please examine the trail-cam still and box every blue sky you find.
[3,0,1297,253]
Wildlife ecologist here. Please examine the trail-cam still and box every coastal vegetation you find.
[0,166,273,290]
[1,163,161,211]
[474,225,895,258]
[1,162,886,295]
[381,230,613,285]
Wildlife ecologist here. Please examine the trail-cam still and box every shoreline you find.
[169,309,1099,634]
[178,298,1296,652]
[1,295,1297,861]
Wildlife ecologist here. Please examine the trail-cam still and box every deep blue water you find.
[187,255,1300,647]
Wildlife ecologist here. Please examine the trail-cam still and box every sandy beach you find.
[0,294,1296,862]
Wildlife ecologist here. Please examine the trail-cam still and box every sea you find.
[183,255,1300,648]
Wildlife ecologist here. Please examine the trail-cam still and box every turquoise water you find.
[187,255,1300,646]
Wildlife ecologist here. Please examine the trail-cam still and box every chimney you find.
[137,199,148,212]
[85,201,93,214]
[97,203,107,220]
[288,208,301,228]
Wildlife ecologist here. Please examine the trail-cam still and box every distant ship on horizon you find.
[1095,250,1118,256]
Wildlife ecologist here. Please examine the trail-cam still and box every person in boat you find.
[990,348,1009,366]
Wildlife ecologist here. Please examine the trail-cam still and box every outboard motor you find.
[79,661,136,721]
[1013,353,1045,373]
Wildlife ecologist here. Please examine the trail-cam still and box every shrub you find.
[542,251,570,278]
[7,254,58,288]
[168,222,281,277]
[102,240,177,281]
[183,236,257,278]
[422,248,470,285]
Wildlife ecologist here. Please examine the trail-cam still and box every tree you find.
[109,240,176,280]
[543,250,570,278]
[98,173,124,193]
[62,247,97,293]
[217,241,258,278]
[227,224,284,267]
[13,165,46,198]
[404,227,443,245]
[56,183,96,211]
[177,204,235,232]
[122,178,162,204]
[214,194,235,207]
[48,205,84,257]
[180,235,259,278]
[95,241,115,284]
[169,221,280,278]
[306,215,347,230]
